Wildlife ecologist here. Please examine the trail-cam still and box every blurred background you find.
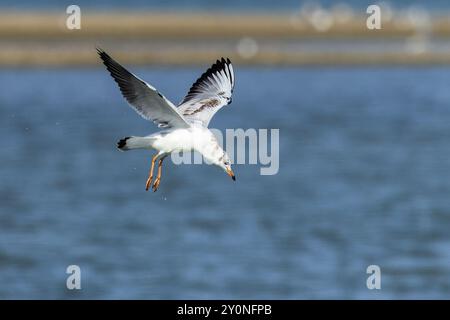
[1,0,450,299]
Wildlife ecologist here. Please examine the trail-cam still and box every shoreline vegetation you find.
[2,11,450,66]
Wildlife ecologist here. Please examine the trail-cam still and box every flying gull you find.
[97,49,235,192]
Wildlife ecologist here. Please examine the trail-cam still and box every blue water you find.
[0,0,449,11]
[1,66,450,299]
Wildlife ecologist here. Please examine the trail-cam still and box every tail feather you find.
[117,137,130,149]
[117,136,153,151]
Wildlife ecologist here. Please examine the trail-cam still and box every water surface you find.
[1,66,450,299]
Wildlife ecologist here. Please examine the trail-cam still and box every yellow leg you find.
[152,155,167,192]
[145,153,160,191]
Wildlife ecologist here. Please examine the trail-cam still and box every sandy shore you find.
[1,11,450,66]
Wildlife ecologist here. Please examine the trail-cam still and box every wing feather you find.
[178,58,235,127]
[97,48,190,129]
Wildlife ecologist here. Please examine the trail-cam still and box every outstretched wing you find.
[178,58,235,127]
[97,48,190,129]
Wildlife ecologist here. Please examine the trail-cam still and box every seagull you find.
[97,48,236,192]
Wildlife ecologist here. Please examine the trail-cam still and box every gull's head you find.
[202,136,235,181]
[216,153,235,181]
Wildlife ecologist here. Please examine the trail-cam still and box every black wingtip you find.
[96,47,113,65]
[96,47,106,57]
[220,57,232,65]
[218,57,232,65]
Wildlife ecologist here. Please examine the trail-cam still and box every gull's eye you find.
[228,97,232,104]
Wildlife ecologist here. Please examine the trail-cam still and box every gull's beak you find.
[226,167,236,181]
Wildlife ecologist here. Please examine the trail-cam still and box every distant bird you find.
[97,49,235,192]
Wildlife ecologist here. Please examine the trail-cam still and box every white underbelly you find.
[151,129,201,153]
